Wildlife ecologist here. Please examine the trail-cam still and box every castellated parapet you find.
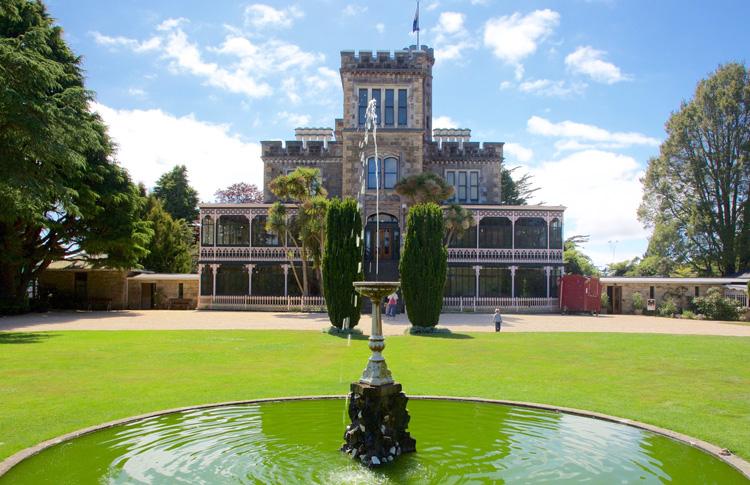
[340,46,434,72]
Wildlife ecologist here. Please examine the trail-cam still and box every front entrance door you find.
[141,283,155,309]
[378,226,395,260]
[607,286,622,314]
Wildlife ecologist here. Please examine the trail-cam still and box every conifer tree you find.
[322,198,363,328]
[399,203,447,327]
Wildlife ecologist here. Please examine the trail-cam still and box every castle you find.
[197,46,565,311]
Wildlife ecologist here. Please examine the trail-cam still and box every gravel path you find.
[1,310,749,337]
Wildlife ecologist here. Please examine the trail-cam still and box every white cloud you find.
[526,149,647,242]
[277,111,311,127]
[244,4,303,29]
[343,4,368,16]
[93,20,331,101]
[527,116,659,147]
[499,80,513,90]
[305,66,340,91]
[565,46,628,84]
[156,17,188,31]
[433,115,459,128]
[425,1,441,11]
[282,77,300,103]
[483,9,559,76]
[128,87,146,97]
[92,103,262,201]
[432,11,477,63]
[518,78,587,97]
[375,22,385,34]
[504,142,533,162]
[90,32,161,52]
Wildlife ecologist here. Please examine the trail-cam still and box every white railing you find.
[200,246,303,261]
[447,248,563,263]
[443,296,559,312]
[198,295,326,311]
[725,290,749,308]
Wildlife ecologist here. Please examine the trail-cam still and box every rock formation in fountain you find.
[342,382,416,467]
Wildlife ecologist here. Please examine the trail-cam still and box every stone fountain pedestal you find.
[341,281,416,467]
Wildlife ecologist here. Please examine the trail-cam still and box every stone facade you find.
[38,266,129,310]
[197,45,565,310]
[126,276,199,310]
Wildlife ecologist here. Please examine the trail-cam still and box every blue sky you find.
[47,0,749,268]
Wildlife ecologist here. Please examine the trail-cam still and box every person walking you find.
[493,308,503,332]
[386,292,399,318]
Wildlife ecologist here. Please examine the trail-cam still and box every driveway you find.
[1,310,749,337]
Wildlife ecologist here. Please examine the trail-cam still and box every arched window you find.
[201,216,215,245]
[367,157,399,189]
[217,215,249,246]
[514,217,547,249]
[479,217,512,248]
[549,218,563,249]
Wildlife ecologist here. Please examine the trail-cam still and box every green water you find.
[2,399,746,484]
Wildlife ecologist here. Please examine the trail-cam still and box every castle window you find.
[445,170,480,203]
[358,89,368,126]
[371,89,381,126]
[367,157,399,189]
[398,89,407,126]
[201,216,215,245]
[384,89,394,126]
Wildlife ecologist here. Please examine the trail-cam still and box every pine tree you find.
[153,165,199,222]
[322,198,363,328]
[399,203,447,327]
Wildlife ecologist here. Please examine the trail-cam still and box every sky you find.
[46,0,750,268]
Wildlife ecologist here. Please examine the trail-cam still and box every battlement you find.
[428,141,504,160]
[340,45,434,72]
[261,139,342,158]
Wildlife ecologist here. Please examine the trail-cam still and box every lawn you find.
[1,330,749,463]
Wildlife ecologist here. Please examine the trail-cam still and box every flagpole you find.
[416,0,420,48]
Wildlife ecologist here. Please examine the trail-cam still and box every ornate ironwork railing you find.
[447,248,563,263]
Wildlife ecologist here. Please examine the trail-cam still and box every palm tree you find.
[394,173,454,205]
[444,204,475,246]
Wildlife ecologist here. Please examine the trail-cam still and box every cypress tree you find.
[400,203,447,327]
[322,198,363,328]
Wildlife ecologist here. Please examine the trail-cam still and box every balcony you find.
[200,246,302,262]
[448,248,563,264]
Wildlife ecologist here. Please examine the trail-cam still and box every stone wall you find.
[38,270,128,309]
[606,282,723,313]
[424,160,502,205]
[127,278,199,309]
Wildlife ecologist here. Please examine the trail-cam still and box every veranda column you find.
[510,265,517,302]
[473,265,481,310]
[210,264,219,297]
[197,264,204,298]
[545,266,551,300]
[282,264,289,297]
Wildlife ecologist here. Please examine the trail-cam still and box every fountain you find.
[339,99,416,466]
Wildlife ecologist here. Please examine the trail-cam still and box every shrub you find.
[600,292,609,309]
[657,298,677,317]
[693,287,741,321]
[681,310,696,320]
[322,198,363,329]
[632,292,644,311]
[400,203,447,328]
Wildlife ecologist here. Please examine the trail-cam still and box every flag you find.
[412,2,419,32]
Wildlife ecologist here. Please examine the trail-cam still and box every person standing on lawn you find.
[386,292,399,318]
[493,308,503,331]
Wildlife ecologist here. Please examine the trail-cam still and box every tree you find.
[267,168,328,296]
[606,258,639,276]
[153,165,199,222]
[444,204,475,246]
[400,203,447,328]
[501,167,539,205]
[563,236,599,276]
[639,63,750,275]
[214,182,263,204]
[140,198,193,273]
[394,172,454,205]
[322,198,363,328]
[0,0,151,312]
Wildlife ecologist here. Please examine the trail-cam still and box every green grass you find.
[1,330,749,462]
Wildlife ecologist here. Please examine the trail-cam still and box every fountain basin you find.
[1,397,748,483]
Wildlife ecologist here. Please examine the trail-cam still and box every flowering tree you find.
[214,182,263,204]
